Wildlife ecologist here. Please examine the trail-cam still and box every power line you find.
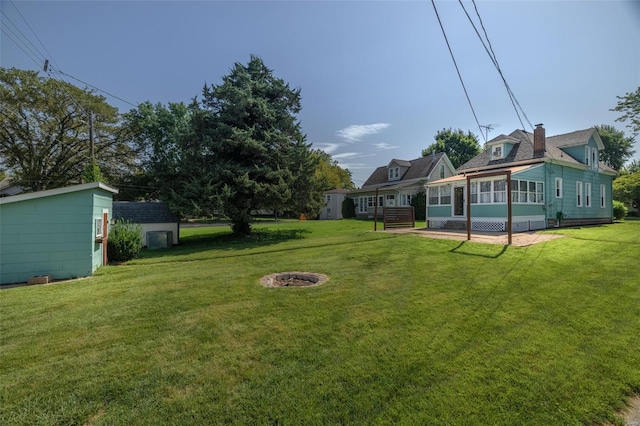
[0,26,42,68]
[0,10,45,63]
[430,0,486,143]
[7,0,62,71]
[457,0,533,132]
[51,69,138,108]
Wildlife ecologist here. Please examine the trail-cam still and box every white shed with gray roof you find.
[112,202,179,247]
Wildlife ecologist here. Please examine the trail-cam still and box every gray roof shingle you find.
[458,127,615,173]
[113,202,179,224]
[362,153,445,188]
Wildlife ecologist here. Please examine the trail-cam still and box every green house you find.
[0,182,118,285]
[426,125,616,232]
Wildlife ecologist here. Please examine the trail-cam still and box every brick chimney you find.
[533,123,545,153]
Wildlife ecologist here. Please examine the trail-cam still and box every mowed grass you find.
[1,220,639,425]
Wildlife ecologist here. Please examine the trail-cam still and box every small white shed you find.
[319,189,349,220]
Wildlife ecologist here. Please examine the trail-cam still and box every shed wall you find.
[0,188,112,284]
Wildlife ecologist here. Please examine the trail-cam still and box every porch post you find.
[466,175,471,241]
[507,171,512,245]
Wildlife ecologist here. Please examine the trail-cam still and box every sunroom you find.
[425,165,547,232]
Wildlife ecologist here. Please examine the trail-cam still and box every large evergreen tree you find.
[125,57,320,235]
[422,128,481,169]
[0,67,135,191]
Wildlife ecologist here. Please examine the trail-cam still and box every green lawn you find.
[1,220,639,425]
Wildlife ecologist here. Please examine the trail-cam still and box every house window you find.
[379,196,384,207]
[537,182,544,203]
[576,181,583,207]
[585,146,591,166]
[440,186,451,205]
[389,167,400,180]
[555,178,563,198]
[95,218,103,239]
[592,149,598,169]
[510,180,544,204]
[470,182,478,204]
[493,179,506,203]
[479,181,492,203]
[600,184,606,208]
[428,187,439,205]
[325,194,331,203]
[357,197,367,213]
[439,164,445,178]
[491,145,503,160]
[585,182,592,207]
[400,194,412,206]
[386,194,395,206]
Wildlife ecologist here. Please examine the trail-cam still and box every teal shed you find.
[0,182,118,285]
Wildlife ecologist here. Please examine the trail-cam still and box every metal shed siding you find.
[0,188,112,284]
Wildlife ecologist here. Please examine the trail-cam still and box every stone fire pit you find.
[260,272,329,288]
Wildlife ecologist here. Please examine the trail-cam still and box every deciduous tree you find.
[0,67,135,191]
[612,87,640,136]
[594,125,635,171]
[613,171,640,211]
[422,128,481,169]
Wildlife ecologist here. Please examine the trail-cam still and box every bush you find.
[342,197,356,219]
[411,191,426,221]
[613,200,628,220]
[108,219,143,263]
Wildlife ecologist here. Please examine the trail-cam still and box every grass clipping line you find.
[260,272,329,288]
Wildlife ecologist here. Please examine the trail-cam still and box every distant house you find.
[0,182,117,285]
[349,153,456,218]
[319,189,349,220]
[426,125,616,232]
[112,201,180,247]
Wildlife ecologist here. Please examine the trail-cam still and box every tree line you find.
[0,58,354,235]
[1,60,639,231]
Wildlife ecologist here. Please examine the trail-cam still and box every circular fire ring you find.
[260,272,329,288]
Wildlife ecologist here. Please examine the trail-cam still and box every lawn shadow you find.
[449,241,508,258]
[136,227,311,260]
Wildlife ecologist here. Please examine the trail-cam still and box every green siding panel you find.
[0,186,113,285]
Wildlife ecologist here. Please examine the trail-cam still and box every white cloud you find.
[332,152,361,159]
[374,142,397,150]
[336,162,371,170]
[336,123,391,142]
[316,143,341,154]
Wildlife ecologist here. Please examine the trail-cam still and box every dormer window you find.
[491,145,503,160]
[388,167,399,181]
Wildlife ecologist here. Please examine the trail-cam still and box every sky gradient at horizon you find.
[2,0,639,186]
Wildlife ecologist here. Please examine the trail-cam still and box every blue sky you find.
[2,0,639,186]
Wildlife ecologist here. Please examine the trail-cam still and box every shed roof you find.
[113,201,179,224]
[0,182,118,205]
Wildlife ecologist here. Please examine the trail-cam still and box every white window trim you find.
[600,184,606,208]
[585,146,591,166]
[555,177,563,198]
[585,182,592,207]
[95,217,104,239]
[576,181,583,207]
